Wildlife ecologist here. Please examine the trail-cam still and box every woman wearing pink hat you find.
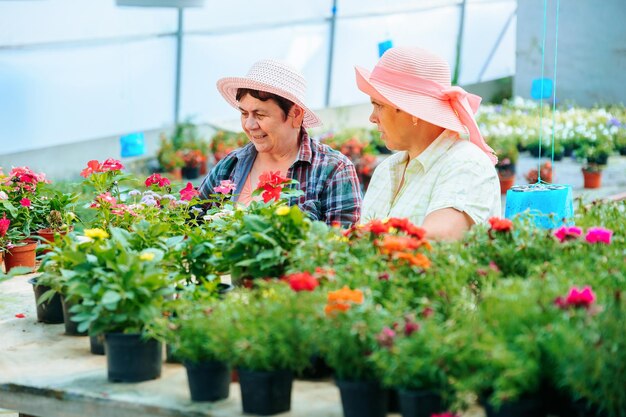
[199,59,362,227]
[355,46,501,240]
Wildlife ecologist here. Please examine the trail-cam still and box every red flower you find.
[15,313,25,319]
[488,217,513,232]
[421,306,434,319]
[80,160,101,178]
[145,173,170,188]
[20,198,31,208]
[404,320,420,336]
[179,182,200,201]
[431,413,458,417]
[0,215,10,237]
[100,158,124,172]
[286,271,319,292]
[256,171,290,203]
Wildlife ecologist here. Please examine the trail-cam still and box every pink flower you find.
[421,307,434,319]
[15,313,25,319]
[585,227,613,244]
[553,226,582,243]
[214,180,237,195]
[0,215,10,237]
[565,286,596,308]
[20,198,31,208]
[96,192,117,206]
[145,173,170,188]
[179,182,200,201]
[431,413,458,417]
[100,158,124,172]
[376,327,396,348]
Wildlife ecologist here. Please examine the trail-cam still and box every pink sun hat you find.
[355,46,497,164]
[217,59,322,128]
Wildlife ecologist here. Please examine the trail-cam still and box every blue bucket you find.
[504,183,574,229]
[120,132,145,158]
[378,40,393,57]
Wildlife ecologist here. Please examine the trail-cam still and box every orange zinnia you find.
[395,252,431,269]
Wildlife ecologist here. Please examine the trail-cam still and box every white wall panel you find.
[329,7,460,107]
[185,1,332,31]
[0,0,176,46]
[179,24,329,125]
[459,0,516,84]
[0,38,175,154]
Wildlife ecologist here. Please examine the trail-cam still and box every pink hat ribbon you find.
[371,65,498,165]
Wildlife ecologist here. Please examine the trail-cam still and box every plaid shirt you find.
[199,130,362,227]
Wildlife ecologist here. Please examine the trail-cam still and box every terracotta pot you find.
[4,240,38,273]
[582,169,602,189]
[499,175,516,194]
[37,228,71,254]
[167,168,182,180]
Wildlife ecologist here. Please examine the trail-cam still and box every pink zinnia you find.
[214,180,237,195]
[179,182,200,201]
[376,327,396,348]
[585,227,613,244]
[553,226,582,243]
[20,198,31,208]
[565,286,596,308]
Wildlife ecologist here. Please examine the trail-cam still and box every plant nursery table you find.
[0,274,349,417]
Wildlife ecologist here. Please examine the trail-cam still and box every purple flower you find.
[608,117,621,127]
[141,195,157,206]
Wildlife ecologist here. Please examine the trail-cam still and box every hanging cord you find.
[549,0,561,182]
[536,0,548,183]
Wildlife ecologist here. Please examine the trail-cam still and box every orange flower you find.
[325,286,364,316]
[488,217,513,233]
[395,252,431,269]
[378,235,424,254]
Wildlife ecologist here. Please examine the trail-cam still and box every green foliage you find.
[220,283,323,372]
[208,203,311,281]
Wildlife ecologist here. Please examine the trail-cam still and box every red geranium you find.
[286,271,319,292]
[179,182,200,201]
[0,215,10,237]
[256,171,290,203]
[145,173,171,188]
[80,158,124,178]
[488,217,513,233]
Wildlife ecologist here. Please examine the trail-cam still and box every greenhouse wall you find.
[515,0,626,107]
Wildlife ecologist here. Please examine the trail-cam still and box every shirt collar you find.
[413,129,459,172]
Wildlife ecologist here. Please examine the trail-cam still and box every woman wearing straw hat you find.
[199,59,362,227]
[355,46,501,240]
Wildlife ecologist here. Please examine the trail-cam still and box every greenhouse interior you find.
[0,0,625,417]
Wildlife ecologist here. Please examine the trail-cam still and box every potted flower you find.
[492,137,519,194]
[370,315,457,417]
[180,148,204,179]
[158,296,234,402]
[524,161,553,184]
[62,227,174,381]
[222,281,323,415]
[209,130,247,163]
[156,138,185,179]
[319,287,391,417]
[575,136,613,189]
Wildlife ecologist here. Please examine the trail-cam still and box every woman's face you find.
[369,98,413,152]
[238,94,300,155]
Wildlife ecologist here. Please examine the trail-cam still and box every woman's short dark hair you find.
[236,88,295,121]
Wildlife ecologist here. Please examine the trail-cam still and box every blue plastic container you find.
[120,132,145,157]
[378,40,393,57]
[504,184,574,229]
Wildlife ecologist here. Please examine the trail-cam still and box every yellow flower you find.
[84,228,109,239]
[139,252,155,261]
[275,206,290,216]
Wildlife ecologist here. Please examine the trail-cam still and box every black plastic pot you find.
[482,395,543,417]
[335,379,388,417]
[105,333,162,382]
[165,344,181,364]
[60,296,87,336]
[298,354,333,380]
[182,165,200,180]
[387,388,400,413]
[398,389,444,417]
[184,360,231,402]
[238,368,293,415]
[89,334,105,355]
[29,278,64,324]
